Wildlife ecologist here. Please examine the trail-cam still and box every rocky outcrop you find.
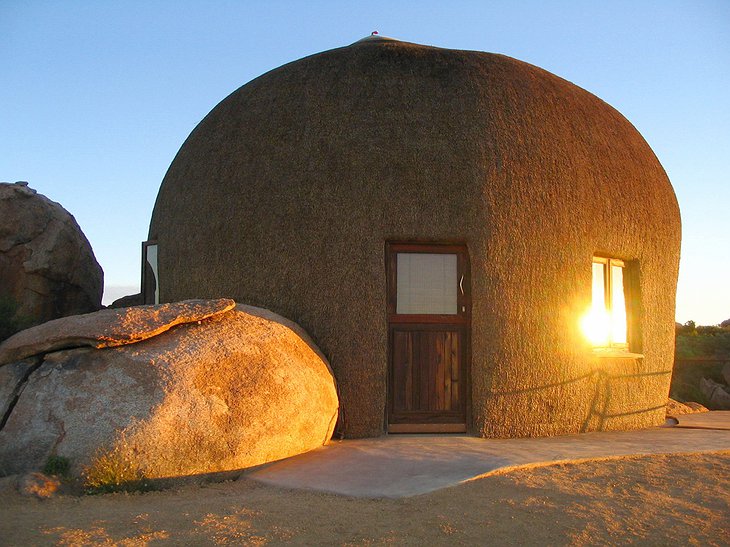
[0,298,236,364]
[699,378,730,410]
[0,182,103,341]
[0,303,338,479]
[683,401,710,413]
[110,293,144,308]
[665,398,709,417]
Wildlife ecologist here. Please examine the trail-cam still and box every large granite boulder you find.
[0,182,103,341]
[0,303,338,479]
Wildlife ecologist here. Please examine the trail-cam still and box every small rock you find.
[684,401,709,413]
[18,472,60,499]
[666,398,693,417]
[110,293,144,309]
[666,398,709,416]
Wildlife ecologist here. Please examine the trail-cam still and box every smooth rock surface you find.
[0,299,236,365]
[0,304,338,478]
[0,182,103,338]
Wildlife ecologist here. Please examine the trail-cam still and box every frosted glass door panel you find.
[396,253,458,314]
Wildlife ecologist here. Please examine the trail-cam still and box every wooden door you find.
[386,243,470,433]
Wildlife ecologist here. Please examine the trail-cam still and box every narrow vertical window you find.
[581,257,629,349]
[141,241,159,305]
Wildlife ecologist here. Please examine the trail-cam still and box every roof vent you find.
[353,31,397,44]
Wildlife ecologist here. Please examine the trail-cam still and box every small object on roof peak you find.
[353,32,397,44]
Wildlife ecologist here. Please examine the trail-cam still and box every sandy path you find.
[2,452,729,546]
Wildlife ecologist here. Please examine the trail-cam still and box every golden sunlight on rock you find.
[0,303,338,481]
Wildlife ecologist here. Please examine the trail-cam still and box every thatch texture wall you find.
[149,39,681,438]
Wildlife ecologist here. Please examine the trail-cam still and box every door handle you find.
[459,274,464,295]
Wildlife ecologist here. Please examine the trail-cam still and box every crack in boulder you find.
[0,356,43,431]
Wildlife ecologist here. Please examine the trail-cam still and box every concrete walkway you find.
[249,411,730,498]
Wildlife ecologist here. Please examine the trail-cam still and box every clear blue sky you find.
[2,1,728,324]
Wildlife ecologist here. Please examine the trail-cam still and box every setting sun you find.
[581,306,611,346]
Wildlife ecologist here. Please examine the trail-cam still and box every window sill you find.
[590,348,644,359]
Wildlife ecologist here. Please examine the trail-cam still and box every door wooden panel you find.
[386,243,470,432]
[390,327,466,423]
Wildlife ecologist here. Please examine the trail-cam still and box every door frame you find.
[385,241,472,433]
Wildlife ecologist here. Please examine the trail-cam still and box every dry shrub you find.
[82,443,153,494]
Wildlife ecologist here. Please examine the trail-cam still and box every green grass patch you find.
[43,455,71,479]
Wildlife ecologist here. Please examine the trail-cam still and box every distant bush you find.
[675,329,730,360]
[697,325,728,336]
[672,320,730,407]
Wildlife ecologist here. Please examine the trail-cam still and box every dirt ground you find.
[1,452,729,546]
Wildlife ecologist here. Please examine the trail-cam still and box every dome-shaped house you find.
[147,36,681,439]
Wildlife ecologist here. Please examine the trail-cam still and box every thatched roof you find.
[150,38,680,439]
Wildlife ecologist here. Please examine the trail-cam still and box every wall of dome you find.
[149,38,681,438]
